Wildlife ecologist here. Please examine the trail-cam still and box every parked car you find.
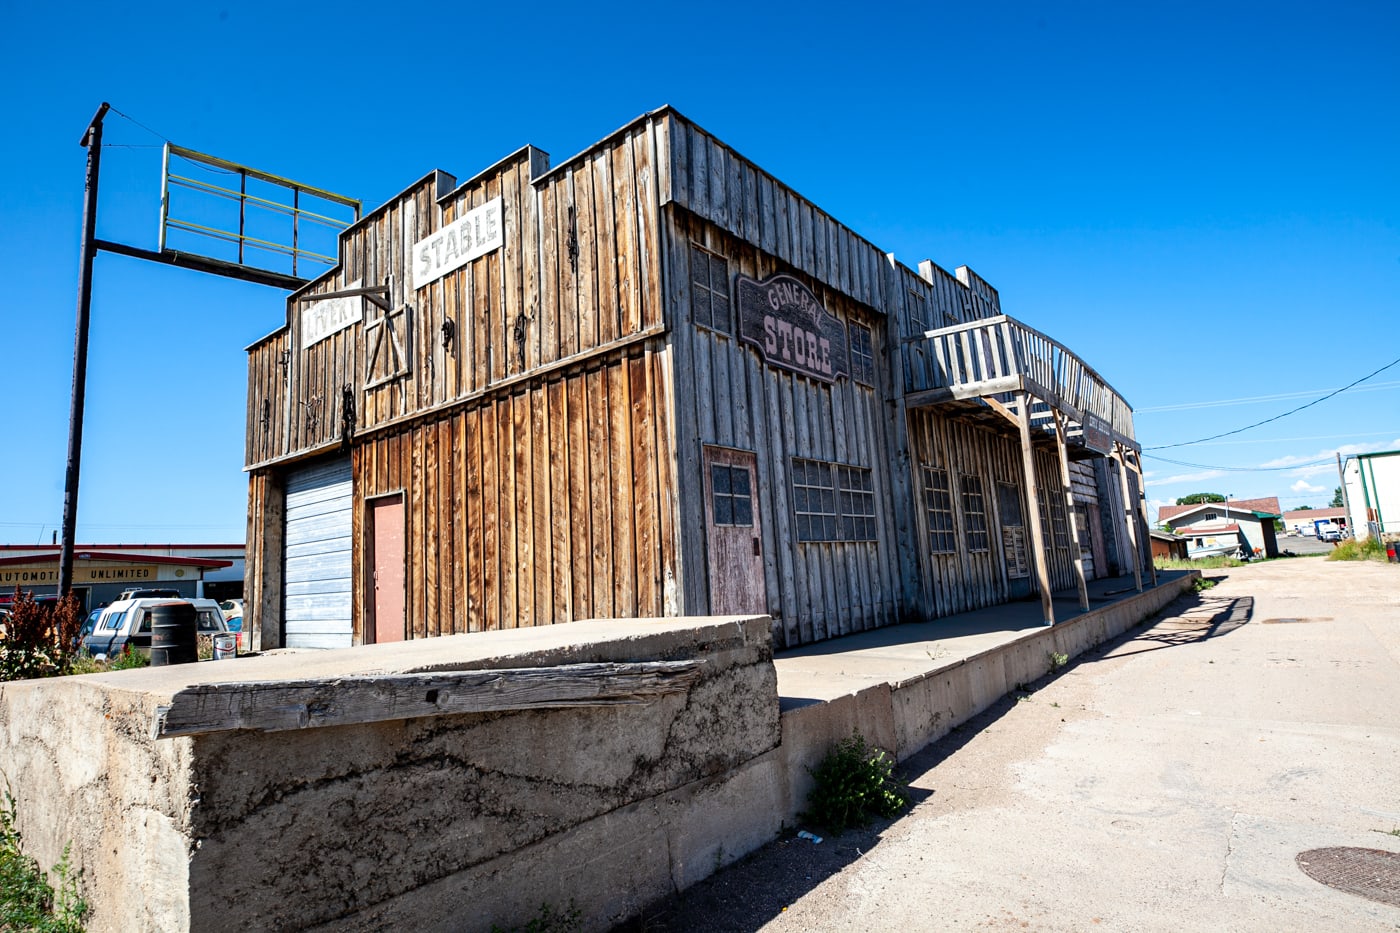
[1320,527,1343,542]
[83,598,227,660]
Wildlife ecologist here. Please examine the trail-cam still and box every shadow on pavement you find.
[613,583,1242,932]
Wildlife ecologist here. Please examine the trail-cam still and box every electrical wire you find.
[1143,453,1334,472]
[1145,354,1400,450]
[109,106,170,143]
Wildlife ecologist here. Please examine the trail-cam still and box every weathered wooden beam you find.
[1018,390,1055,626]
[1053,409,1091,611]
[153,660,705,739]
[1114,443,1144,593]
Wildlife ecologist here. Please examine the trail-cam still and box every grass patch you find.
[1156,555,1245,571]
[1326,537,1388,562]
[0,790,88,932]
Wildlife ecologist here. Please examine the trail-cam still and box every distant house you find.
[1149,530,1189,561]
[1280,507,1347,537]
[1160,498,1281,559]
[1341,449,1400,541]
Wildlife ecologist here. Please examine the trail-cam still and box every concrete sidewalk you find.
[774,571,1192,710]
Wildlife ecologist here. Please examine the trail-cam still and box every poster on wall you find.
[736,273,849,384]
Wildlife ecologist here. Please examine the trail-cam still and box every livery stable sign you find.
[412,197,504,289]
[737,274,849,383]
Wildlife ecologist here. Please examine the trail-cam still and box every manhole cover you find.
[1296,847,1400,907]
[1261,616,1333,624]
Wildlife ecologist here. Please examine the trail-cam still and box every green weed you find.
[491,900,582,933]
[0,789,88,932]
[805,732,909,834]
[1327,537,1387,562]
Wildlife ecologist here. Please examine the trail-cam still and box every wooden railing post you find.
[1114,442,1144,593]
[1053,410,1091,611]
[1019,390,1055,626]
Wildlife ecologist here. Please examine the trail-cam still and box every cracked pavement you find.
[627,558,1400,931]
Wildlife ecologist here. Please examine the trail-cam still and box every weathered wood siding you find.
[904,410,1078,617]
[348,346,673,639]
[247,122,665,470]
[666,210,903,647]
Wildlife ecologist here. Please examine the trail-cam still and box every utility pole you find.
[58,102,109,597]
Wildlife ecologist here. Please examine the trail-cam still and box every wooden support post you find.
[1017,391,1055,626]
[1125,448,1158,587]
[1115,443,1144,592]
[1053,411,1090,611]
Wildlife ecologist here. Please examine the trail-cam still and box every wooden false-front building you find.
[243,107,1152,652]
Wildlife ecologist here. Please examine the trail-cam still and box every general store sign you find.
[1081,413,1113,454]
[737,274,848,384]
[300,279,363,349]
[412,197,503,289]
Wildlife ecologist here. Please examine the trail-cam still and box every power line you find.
[1136,381,1400,413]
[1143,453,1334,472]
[109,106,170,143]
[1145,354,1400,450]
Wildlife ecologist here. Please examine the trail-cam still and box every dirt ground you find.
[617,557,1400,932]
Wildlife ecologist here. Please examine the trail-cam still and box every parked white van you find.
[82,598,227,660]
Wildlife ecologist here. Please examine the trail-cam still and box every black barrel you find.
[149,602,198,666]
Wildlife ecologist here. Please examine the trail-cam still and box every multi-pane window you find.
[907,290,929,336]
[792,459,876,542]
[921,466,956,554]
[960,475,990,552]
[1036,489,1072,551]
[792,458,838,542]
[689,245,731,333]
[848,322,875,386]
[838,466,877,541]
[710,463,754,527]
[1048,490,1069,549]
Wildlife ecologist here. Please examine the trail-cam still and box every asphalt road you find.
[624,558,1400,932]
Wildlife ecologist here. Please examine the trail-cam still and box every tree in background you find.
[1176,493,1226,505]
[1331,487,1345,508]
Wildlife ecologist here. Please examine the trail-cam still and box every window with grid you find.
[689,244,731,333]
[1036,489,1072,552]
[921,466,956,554]
[792,458,838,542]
[837,466,877,541]
[710,463,754,527]
[1049,490,1069,549]
[960,475,990,552]
[848,322,875,386]
[907,290,929,336]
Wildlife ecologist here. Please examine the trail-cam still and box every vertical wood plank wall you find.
[244,106,1135,649]
[350,347,671,639]
[667,212,901,647]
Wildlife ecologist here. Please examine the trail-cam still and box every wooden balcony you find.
[901,314,1137,457]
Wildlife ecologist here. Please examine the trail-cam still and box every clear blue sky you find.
[2,0,1396,544]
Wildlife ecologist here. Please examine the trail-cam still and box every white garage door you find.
[283,457,353,648]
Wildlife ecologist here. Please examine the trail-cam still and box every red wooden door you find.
[703,447,766,616]
[369,495,406,643]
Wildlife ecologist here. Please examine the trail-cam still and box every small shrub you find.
[106,646,149,671]
[1191,577,1217,593]
[0,589,86,682]
[1048,651,1069,672]
[805,732,909,834]
[1327,537,1387,562]
[0,790,88,932]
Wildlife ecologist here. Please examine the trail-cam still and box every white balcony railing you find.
[902,314,1135,451]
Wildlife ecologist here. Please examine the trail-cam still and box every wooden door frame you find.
[363,490,406,644]
[700,444,766,616]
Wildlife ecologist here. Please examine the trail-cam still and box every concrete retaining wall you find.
[0,575,1194,932]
